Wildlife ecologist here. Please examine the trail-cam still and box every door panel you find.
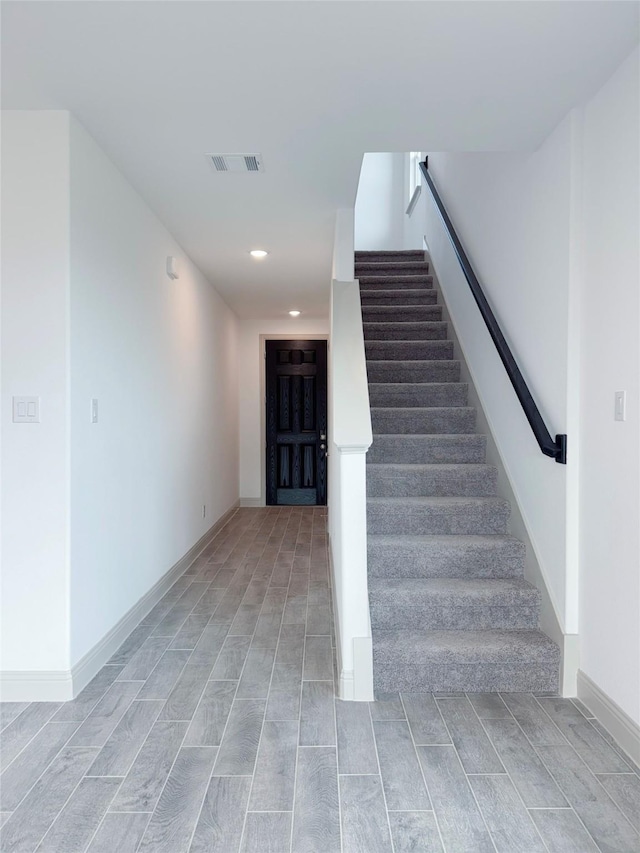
[266,340,327,506]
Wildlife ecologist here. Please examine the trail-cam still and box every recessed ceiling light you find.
[250,249,268,258]
[289,310,301,317]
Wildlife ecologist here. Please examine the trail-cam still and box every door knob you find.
[320,444,326,450]
[320,433,326,440]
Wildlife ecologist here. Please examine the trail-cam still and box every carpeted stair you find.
[358,249,560,693]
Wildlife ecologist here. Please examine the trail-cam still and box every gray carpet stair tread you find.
[367,496,510,535]
[361,247,559,694]
[358,275,434,288]
[368,577,541,606]
[368,383,468,406]
[371,406,476,436]
[362,296,438,307]
[369,579,541,631]
[361,288,434,298]
[367,434,487,464]
[366,360,460,383]
[366,462,495,474]
[355,261,430,273]
[367,495,510,508]
[368,533,524,552]
[356,250,425,260]
[362,306,442,318]
[373,629,560,664]
[367,534,526,579]
[365,341,454,359]
[371,408,476,435]
[363,323,447,340]
[366,463,498,497]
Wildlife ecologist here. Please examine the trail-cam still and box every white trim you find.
[240,497,263,507]
[577,670,640,766]
[339,670,355,701]
[0,670,73,703]
[406,185,422,216]
[328,531,373,702]
[328,535,350,700]
[560,634,580,697]
[0,501,240,702]
[352,636,374,701]
[335,445,371,456]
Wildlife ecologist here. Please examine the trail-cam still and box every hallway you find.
[1,508,638,853]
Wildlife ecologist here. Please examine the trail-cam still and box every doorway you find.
[265,339,328,505]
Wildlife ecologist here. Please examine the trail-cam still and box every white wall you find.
[354,153,406,251]
[68,117,239,667]
[413,47,639,722]
[579,48,639,724]
[1,111,240,694]
[238,316,329,503]
[1,112,71,674]
[424,117,576,633]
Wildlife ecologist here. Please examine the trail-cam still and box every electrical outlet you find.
[91,398,99,424]
[202,504,206,519]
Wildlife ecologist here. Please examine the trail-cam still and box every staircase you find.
[358,249,560,694]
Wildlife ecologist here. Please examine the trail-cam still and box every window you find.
[407,151,422,215]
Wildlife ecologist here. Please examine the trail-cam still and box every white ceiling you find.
[2,1,638,318]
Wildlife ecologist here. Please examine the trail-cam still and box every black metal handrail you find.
[420,158,567,464]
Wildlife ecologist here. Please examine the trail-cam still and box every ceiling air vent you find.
[206,153,265,173]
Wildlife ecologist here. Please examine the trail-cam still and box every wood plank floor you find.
[1,507,638,852]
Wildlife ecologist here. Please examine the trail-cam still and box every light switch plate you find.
[614,390,626,422]
[13,396,40,423]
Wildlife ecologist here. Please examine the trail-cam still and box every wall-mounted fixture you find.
[166,256,180,280]
[12,396,40,423]
[289,310,301,317]
[250,249,268,259]
[207,153,265,173]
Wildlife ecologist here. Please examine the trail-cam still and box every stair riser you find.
[371,409,476,435]
[366,468,497,497]
[368,436,486,464]
[365,341,453,360]
[367,362,460,383]
[367,504,510,535]
[358,276,433,290]
[364,323,447,341]
[368,384,468,407]
[356,251,426,264]
[362,307,442,322]
[367,540,525,579]
[370,604,540,631]
[356,263,430,275]
[372,660,560,693]
[361,293,437,307]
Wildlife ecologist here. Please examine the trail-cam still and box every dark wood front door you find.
[266,340,327,506]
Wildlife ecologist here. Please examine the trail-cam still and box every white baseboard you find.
[0,501,240,703]
[328,532,373,702]
[240,497,264,507]
[577,669,640,766]
[328,533,352,701]
[0,670,73,703]
[560,634,580,697]
[339,669,355,701]
[352,635,374,701]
